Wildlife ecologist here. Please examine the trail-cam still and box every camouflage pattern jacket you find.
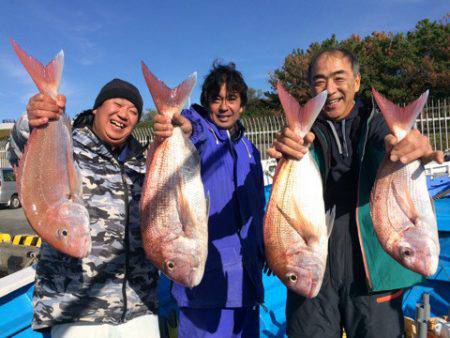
[8,115,158,330]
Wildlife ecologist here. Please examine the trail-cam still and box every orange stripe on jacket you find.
[376,290,404,303]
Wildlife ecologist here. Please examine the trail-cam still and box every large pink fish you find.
[140,63,208,288]
[11,40,91,258]
[264,84,332,298]
[370,88,439,276]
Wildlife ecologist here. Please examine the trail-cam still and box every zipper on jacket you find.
[354,109,377,291]
[240,138,252,159]
[341,119,349,157]
[119,163,131,322]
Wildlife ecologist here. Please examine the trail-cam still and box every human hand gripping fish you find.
[370,88,440,276]
[140,62,208,288]
[264,84,334,298]
[10,39,91,258]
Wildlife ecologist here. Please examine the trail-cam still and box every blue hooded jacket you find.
[171,104,265,308]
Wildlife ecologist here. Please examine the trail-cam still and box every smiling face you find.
[92,98,139,148]
[208,83,244,130]
[310,52,361,120]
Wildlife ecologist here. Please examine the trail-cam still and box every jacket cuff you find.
[181,109,206,147]
[6,114,31,166]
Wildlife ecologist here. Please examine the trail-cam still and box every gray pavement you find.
[0,207,37,277]
[0,206,35,236]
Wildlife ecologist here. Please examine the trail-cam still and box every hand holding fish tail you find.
[11,40,91,258]
[141,66,207,287]
[267,127,315,160]
[385,129,445,165]
[264,87,328,297]
[153,112,192,143]
[26,93,66,128]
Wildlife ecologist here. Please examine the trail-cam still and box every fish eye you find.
[166,261,175,270]
[58,229,69,238]
[286,273,297,282]
[401,248,413,258]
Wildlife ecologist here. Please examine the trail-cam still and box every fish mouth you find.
[416,255,439,277]
[72,233,91,258]
[287,276,319,298]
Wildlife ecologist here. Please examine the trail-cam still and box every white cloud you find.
[22,4,106,67]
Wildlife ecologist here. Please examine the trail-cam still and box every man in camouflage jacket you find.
[8,79,159,337]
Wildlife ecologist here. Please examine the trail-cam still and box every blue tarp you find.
[0,284,50,338]
[427,175,450,199]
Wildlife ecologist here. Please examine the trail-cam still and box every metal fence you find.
[0,99,449,166]
[416,99,450,154]
[0,139,8,168]
[132,100,450,161]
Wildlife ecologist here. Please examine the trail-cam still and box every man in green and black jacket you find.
[268,48,444,338]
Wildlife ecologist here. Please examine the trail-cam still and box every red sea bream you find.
[11,39,91,258]
[264,84,332,298]
[140,63,208,287]
[370,88,439,276]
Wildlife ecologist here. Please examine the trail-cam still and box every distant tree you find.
[244,88,277,116]
[267,17,450,107]
[136,108,157,129]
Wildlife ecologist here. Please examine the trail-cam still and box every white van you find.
[0,167,20,208]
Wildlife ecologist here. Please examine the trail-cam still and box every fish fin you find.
[391,181,419,226]
[141,61,196,118]
[276,82,327,137]
[60,113,72,131]
[205,191,210,218]
[10,39,64,100]
[429,196,436,216]
[62,116,82,199]
[176,177,194,235]
[14,129,36,199]
[372,88,428,138]
[276,202,319,244]
[325,206,336,238]
[270,158,286,189]
[145,141,158,168]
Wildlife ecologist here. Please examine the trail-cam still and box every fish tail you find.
[372,88,429,138]
[277,82,327,137]
[141,61,196,118]
[10,39,64,100]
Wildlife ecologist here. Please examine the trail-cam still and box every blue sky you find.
[0,0,446,121]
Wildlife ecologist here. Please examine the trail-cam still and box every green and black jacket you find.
[310,106,424,292]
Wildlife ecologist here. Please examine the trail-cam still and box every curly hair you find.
[200,60,248,108]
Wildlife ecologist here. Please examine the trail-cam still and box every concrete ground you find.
[0,206,36,277]
[0,205,34,237]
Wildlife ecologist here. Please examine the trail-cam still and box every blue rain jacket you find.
[171,104,265,308]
